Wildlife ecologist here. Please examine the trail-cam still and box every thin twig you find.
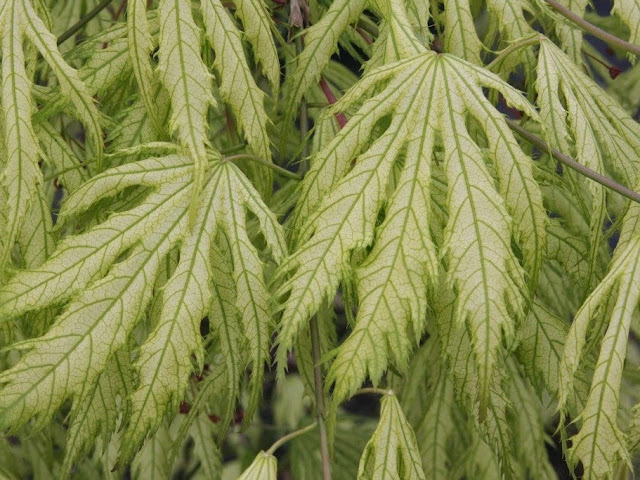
[57,0,115,45]
[486,35,541,71]
[506,119,640,204]
[266,421,318,455]
[544,0,640,57]
[225,154,302,181]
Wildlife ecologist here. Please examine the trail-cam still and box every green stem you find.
[544,0,640,57]
[506,119,640,204]
[486,35,541,71]
[266,422,318,455]
[224,154,302,181]
[220,143,248,155]
[57,0,115,45]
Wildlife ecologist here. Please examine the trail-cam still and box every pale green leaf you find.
[328,129,437,403]
[506,359,556,480]
[22,0,103,164]
[442,0,482,64]
[279,53,543,415]
[290,416,376,480]
[157,0,215,197]
[0,156,192,320]
[238,451,277,480]
[277,106,406,372]
[127,0,164,135]
[405,0,434,43]
[35,121,89,193]
[189,414,222,480]
[295,305,336,402]
[208,243,246,431]
[554,0,588,63]
[612,0,640,51]
[61,351,133,476]
[36,32,133,121]
[108,90,170,151]
[357,394,425,480]
[18,185,55,269]
[213,162,286,419]
[435,286,516,477]
[560,236,640,478]
[283,0,367,118]
[131,424,174,480]
[628,402,640,453]
[546,219,590,289]
[537,38,613,288]
[0,152,284,458]
[0,187,189,431]
[233,0,280,91]
[370,0,425,62]
[517,301,568,396]
[460,437,501,480]
[121,174,220,459]
[0,0,43,274]
[201,0,272,190]
[413,350,456,479]
[537,38,640,188]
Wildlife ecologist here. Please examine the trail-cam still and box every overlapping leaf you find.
[278,48,545,412]
[0,0,101,275]
[0,153,284,463]
[536,38,640,288]
[559,235,640,478]
[611,0,640,52]
[282,0,367,129]
[201,0,273,193]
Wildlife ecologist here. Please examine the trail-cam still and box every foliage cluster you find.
[2,0,640,478]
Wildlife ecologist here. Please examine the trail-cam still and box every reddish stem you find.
[583,50,623,79]
[355,27,372,45]
[319,77,347,129]
[113,0,127,20]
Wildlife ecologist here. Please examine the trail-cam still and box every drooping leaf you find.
[201,0,272,193]
[156,0,214,199]
[61,351,133,476]
[188,414,222,480]
[0,154,284,462]
[559,236,640,478]
[357,393,425,480]
[278,47,545,415]
[282,0,367,134]
[0,0,43,275]
[131,423,174,480]
[611,0,640,54]
[233,0,280,91]
[127,0,164,136]
[238,451,277,480]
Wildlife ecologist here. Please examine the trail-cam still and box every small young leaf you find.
[357,394,425,480]
[238,451,277,480]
